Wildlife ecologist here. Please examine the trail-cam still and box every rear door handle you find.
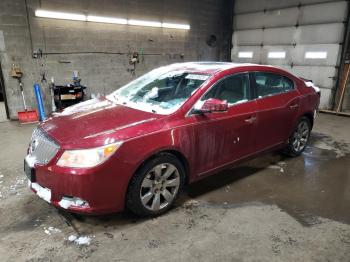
[290,104,299,109]
[245,116,256,124]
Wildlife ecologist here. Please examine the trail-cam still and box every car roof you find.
[167,62,266,75]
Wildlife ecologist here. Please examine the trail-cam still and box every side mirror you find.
[194,98,228,114]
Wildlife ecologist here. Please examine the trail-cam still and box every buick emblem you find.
[30,139,39,153]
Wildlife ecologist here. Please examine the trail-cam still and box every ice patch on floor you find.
[268,162,285,174]
[268,165,281,170]
[184,199,200,208]
[68,235,93,246]
[8,177,26,196]
[44,226,61,235]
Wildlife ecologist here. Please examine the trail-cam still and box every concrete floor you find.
[0,113,350,261]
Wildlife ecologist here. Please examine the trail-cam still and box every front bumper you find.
[29,181,94,213]
[25,153,133,215]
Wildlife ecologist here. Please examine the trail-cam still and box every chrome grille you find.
[28,128,60,165]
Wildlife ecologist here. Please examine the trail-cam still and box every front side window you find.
[201,73,250,105]
[253,72,294,98]
[107,67,210,114]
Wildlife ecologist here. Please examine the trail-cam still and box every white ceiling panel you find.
[299,0,343,6]
[235,0,300,14]
[300,1,347,24]
[234,12,265,30]
[264,7,299,28]
[294,23,344,44]
[235,7,298,30]
[263,27,296,45]
[232,29,263,45]
[234,0,342,14]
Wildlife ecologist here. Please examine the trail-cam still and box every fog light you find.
[58,196,89,209]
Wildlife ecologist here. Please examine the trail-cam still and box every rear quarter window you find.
[253,72,294,98]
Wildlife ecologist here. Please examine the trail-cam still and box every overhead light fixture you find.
[268,51,286,59]
[238,51,253,58]
[162,23,190,30]
[128,19,162,28]
[87,15,127,24]
[35,9,190,30]
[35,10,86,21]
[305,51,327,59]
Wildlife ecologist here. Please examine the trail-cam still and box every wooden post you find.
[336,62,350,113]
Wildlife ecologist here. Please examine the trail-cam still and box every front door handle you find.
[290,104,299,109]
[245,116,256,124]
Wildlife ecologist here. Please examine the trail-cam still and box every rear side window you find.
[253,72,294,98]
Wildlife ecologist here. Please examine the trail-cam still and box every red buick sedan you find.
[25,62,320,216]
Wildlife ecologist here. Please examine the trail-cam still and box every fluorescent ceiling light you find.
[35,10,86,21]
[268,51,286,59]
[35,9,190,30]
[128,19,161,27]
[87,15,127,24]
[238,51,253,58]
[305,51,327,59]
[162,23,190,30]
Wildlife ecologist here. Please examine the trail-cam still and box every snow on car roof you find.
[165,62,260,75]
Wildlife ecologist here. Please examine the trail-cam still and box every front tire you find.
[126,153,185,217]
[284,116,311,157]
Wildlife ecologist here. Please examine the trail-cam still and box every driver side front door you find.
[187,73,258,177]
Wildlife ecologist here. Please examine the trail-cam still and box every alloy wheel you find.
[140,163,180,211]
[292,120,310,152]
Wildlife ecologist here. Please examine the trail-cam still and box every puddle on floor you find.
[186,132,350,226]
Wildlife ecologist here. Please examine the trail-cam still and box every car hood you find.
[39,97,164,149]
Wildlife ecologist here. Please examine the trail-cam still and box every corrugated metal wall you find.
[231,0,348,109]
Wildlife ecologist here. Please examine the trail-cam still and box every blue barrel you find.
[34,83,46,121]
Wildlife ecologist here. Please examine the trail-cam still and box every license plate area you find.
[24,160,36,182]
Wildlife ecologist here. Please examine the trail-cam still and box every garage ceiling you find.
[231,0,348,109]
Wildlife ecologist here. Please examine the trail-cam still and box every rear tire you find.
[284,116,311,157]
[126,153,185,217]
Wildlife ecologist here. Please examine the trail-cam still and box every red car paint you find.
[27,63,320,214]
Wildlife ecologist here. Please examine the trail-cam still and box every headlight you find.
[56,142,123,168]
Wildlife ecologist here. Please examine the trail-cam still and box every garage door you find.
[231,0,348,109]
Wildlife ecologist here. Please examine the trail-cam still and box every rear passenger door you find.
[252,71,300,151]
